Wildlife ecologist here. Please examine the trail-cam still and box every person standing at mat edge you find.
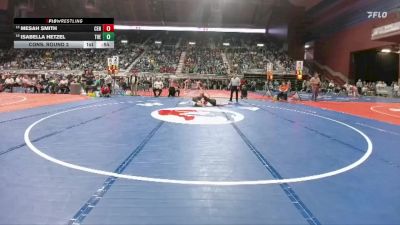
[310,72,321,101]
[153,79,163,97]
[229,75,240,102]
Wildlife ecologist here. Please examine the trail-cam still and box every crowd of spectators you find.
[0,73,80,94]
[0,68,135,95]
[0,42,144,71]
[1,32,399,98]
[132,46,181,74]
[226,43,295,74]
[0,34,297,77]
[299,76,400,97]
[183,48,228,75]
[356,80,399,97]
[3,70,399,98]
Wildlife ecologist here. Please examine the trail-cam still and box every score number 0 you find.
[103,24,114,32]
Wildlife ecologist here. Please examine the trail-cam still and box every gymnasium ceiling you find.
[8,0,321,28]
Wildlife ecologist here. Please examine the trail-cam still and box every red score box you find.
[102,24,114,32]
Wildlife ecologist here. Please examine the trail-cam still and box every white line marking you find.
[178,101,191,105]
[137,102,163,107]
[389,108,400,112]
[239,106,259,111]
[0,95,27,106]
[24,102,373,186]
[370,105,400,119]
[355,123,400,136]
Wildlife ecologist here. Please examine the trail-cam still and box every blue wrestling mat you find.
[0,96,399,225]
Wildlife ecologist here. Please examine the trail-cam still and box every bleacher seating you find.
[2,32,398,97]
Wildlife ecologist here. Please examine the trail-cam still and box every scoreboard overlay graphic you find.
[13,18,114,49]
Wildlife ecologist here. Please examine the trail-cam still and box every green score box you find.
[102,32,115,41]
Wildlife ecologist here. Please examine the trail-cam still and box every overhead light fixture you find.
[154,41,162,44]
[189,42,196,45]
[121,40,128,44]
[223,42,230,46]
[304,44,310,48]
[381,48,391,53]
[114,25,266,34]
[257,43,264,47]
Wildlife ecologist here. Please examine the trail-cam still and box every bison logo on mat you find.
[151,107,244,125]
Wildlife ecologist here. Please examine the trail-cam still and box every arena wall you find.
[313,12,399,78]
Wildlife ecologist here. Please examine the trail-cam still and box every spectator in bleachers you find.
[394,82,399,97]
[356,79,363,94]
[4,75,15,92]
[327,80,335,93]
[58,76,69,94]
[376,81,387,96]
[349,84,359,97]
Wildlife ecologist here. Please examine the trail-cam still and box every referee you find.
[229,75,240,102]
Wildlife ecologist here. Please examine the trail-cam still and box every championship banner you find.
[296,61,303,80]
[296,61,303,71]
[266,63,273,80]
[296,69,303,80]
[112,55,119,70]
[107,56,119,73]
[267,63,273,72]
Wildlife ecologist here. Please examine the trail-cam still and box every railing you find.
[313,61,348,83]
[137,72,230,80]
[305,60,346,85]
[0,68,303,79]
